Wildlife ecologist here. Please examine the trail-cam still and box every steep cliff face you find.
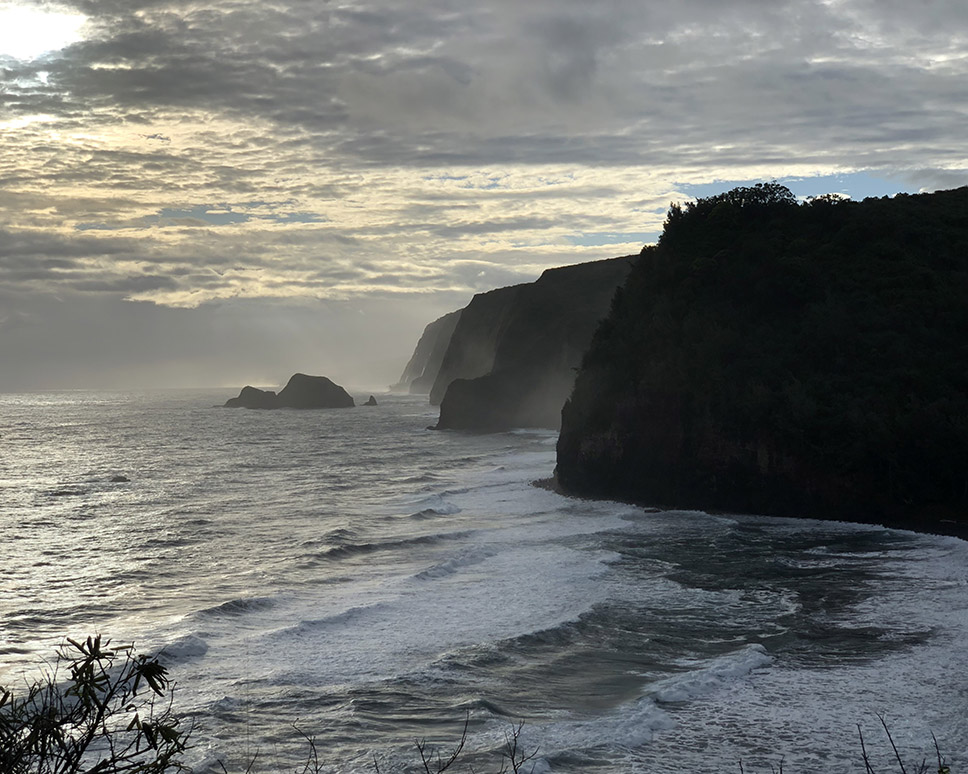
[392,309,462,394]
[429,284,523,406]
[557,184,968,528]
[434,256,633,430]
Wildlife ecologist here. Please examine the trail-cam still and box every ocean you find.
[1,390,966,773]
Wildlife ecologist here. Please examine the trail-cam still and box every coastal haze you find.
[2,0,967,390]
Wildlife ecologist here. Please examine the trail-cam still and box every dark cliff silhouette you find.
[431,256,633,431]
[392,309,463,394]
[429,285,523,407]
[557,184,968,529]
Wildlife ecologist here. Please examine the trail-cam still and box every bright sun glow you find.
[0,4,87,60]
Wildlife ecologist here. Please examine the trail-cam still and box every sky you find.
[1,0,966,391]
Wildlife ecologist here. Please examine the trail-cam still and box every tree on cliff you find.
[557,184,968,526]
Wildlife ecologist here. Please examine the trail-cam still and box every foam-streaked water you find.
[2,391,966,773]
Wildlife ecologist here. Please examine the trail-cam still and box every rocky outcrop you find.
[224,385,279,409]
[557,184,968,528]
[224,374,355,409]
[277,374,355,408]
[392,310,462,394]
[364,395,378,406]
[433,256,634,431]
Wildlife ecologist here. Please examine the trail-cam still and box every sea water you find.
[1,390,966,773]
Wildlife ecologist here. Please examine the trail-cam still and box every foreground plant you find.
[3,638,951,774]
[0,635,190,773]
[858,714,950,774]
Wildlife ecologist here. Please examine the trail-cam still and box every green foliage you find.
[0,635,189,774]
[559,185,968,524]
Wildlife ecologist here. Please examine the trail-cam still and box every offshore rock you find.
[223,374,355,409]
[364,395,378,406]
[223,385,279,409]
[276,374,355,409]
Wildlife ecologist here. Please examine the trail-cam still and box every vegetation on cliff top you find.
[558,183,968,526]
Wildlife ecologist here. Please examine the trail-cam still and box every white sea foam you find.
[156,633,209,663]
[650,644,773,703]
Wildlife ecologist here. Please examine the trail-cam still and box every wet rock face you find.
[392,309,463,394]
[223,374,355,409]
[429,285,522,406]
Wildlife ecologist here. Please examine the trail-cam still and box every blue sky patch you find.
[676,172,911,203]
[157,205,250,225]
[566,231,659,247]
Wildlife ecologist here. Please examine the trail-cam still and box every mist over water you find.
[2,391,966,773]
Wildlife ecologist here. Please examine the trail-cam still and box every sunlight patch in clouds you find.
[0,3,87,60]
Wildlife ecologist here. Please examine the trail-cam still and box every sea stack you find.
[224,374,355,409]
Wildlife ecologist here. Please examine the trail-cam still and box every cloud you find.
[0,0,965,388]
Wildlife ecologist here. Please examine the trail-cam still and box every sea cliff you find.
[556,184,968,528]
[392,309,462,394]
[430,256,633,431]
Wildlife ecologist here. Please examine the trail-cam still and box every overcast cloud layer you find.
[1,0,966,389]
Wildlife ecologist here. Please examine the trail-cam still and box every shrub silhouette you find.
[0,635,189,773]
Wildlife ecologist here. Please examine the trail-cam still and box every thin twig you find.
[932,732,949,774]
[859,723,878,774]
[877,713,907,774]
